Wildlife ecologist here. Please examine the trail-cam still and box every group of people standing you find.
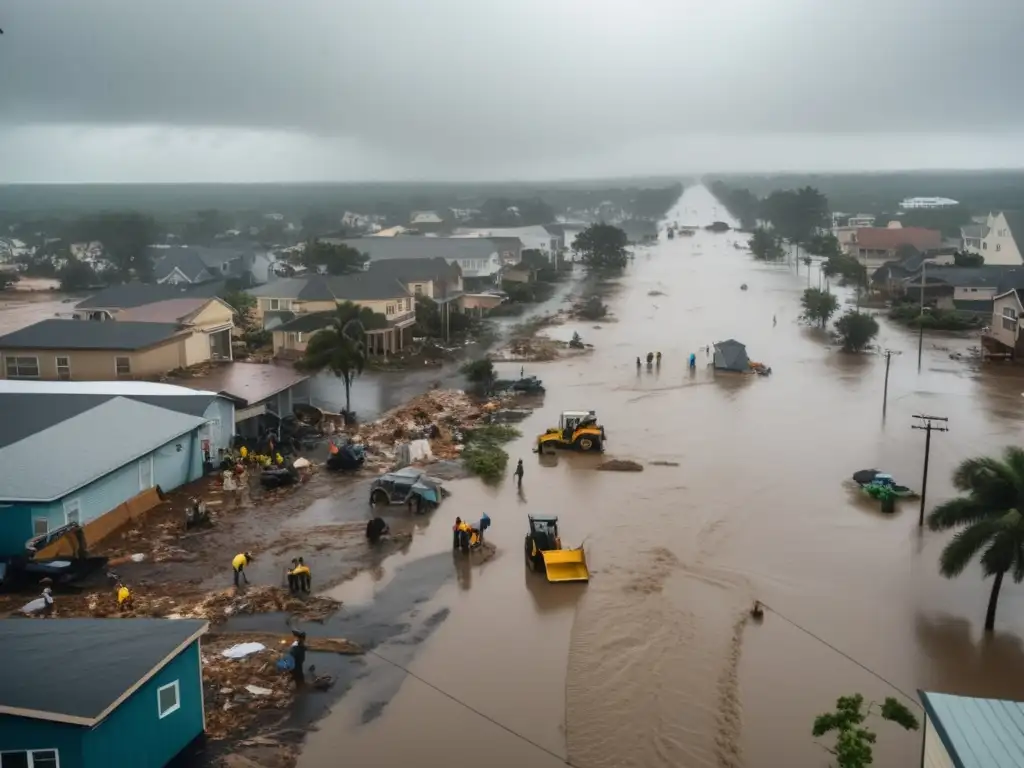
[636,351,664,368]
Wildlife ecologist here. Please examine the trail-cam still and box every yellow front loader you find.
[524,515,589,583]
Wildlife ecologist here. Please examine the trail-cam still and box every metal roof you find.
[173,362,308,406]
[0,391,220,450]
[0,618,207,725]
[0,318,183,350]
[0,397,207,502]
[921,691,1024,768]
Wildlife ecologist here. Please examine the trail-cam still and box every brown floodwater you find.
[293,184,1024,767]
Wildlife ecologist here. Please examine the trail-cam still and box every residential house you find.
[173,362,311,438]
[0,618,208,768]
[975,211,1024,265]
[901,264,1024,313]
[149,245,275,288]
[845,226,943,269]
[409,211,445,233]
[487,237,525,266]
[961,222,990,253]
[871,249,957,295]
[452,226,561,263]
[983,278,1024,360]
[918,690,1024,768]
[0,307,235,381]
[0,395,212,554]
[329,236,503,289]
[248,269,416,357]
[73,281,228,321]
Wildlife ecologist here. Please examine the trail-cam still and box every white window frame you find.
[63,498,81,526]
[0,749,61,768]
[114,356,131,377]
[139,455,154,491]
[32,517,49,537]
[157,680,181,719]
[4,355,40,379]
[55,355,71,381]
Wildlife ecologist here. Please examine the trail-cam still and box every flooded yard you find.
[293,185,1024,768]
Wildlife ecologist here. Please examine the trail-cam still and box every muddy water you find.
[299,185,1024,768]
[0,291,75,333]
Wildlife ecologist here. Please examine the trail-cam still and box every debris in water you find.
[647,290,666,296]
[596,459,644,472]
[649,460,680,467]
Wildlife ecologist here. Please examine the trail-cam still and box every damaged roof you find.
[0,618,207,725]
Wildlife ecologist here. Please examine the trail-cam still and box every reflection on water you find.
[296,185,1024,768]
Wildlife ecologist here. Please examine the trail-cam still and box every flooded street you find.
[295,184,1024,767]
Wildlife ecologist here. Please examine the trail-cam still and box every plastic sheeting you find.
[395,439,433,468]
[221,642,266,659]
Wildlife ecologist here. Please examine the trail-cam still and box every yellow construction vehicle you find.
[524,515,589,583]
[537,410,606,453]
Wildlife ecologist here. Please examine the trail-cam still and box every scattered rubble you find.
[596,459,644,472]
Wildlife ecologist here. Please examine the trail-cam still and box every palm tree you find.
[296,302,388,415]
[927,447,1024,631]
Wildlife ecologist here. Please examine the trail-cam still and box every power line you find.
[759,603,922,708]
[365,646,574,766]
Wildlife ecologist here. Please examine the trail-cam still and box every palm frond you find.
[952,456,1015,493]
[939,519,1000,578]
[1001,447,1024,496]
[927,498,994,532]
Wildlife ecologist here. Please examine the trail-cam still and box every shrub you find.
[462,442,510,483]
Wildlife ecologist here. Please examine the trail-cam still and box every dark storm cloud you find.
[0,0,1022,179]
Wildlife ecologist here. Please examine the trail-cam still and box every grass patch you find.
[462,424,521,483]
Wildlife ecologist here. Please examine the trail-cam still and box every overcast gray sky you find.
[1,0,1021,182]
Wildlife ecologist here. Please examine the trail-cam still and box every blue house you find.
[0,618,209,768]
[0,384,234,557]
[919,690,1024,767]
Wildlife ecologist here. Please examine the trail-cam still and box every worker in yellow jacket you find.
[116,582,133,612]
[232,552,254,588]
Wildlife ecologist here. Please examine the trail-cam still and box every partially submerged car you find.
[369,467,448,513]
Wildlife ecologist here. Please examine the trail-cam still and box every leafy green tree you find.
[812,694,918,768]
[461,358,496,386]
[73,212,158,281]
[296,301,387,414]
[58,257,98,291]
[302,240,368,275]
[807,234,842,258]
[801,288,840,328]
[709,182,761,229]
[954,250,984,267]
[927,447,1024,631]
[749,228,784,261]
[573,223,629,270]
[520,249,549,270]
[222,290,257,328]
[834,311,879,352]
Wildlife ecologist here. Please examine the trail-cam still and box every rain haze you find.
[1,0,1023,182]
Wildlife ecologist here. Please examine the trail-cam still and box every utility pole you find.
[882,349,901,417]
[912,414,948,527]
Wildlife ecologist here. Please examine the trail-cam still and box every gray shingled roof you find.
[247,272,410,302]
[0,392,217,450]
[75,282,192,310]
[910,265,1024,289]
[0,319,183,351]
[332,236,498,261]
[367,257,461,283]
[0,618,207,723]
[275,311,336,334]
[0,397,207,502]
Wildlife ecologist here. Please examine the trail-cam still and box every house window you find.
[386,304,395,315]
[4,356,39,379]
[1003,306,1018,332]
[158,680,181,719]
[0,749,60,768]
[983,242,988,249]
[32,518,48,537]
[414,284,423,296]
[296,332,304,343]
[115,357,131,376]
[269,299,280,310]
[63,498,81,525]
[55,356,71,381]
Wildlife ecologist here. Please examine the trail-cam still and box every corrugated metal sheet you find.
[0,397,206,502]
[920,691,1024,768]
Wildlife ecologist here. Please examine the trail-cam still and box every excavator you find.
[524,515,589,583]
[0,523,109,592]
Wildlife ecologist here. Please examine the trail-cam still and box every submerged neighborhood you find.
[4,177,1024,768]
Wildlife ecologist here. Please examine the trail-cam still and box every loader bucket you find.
[542,548,589,583]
